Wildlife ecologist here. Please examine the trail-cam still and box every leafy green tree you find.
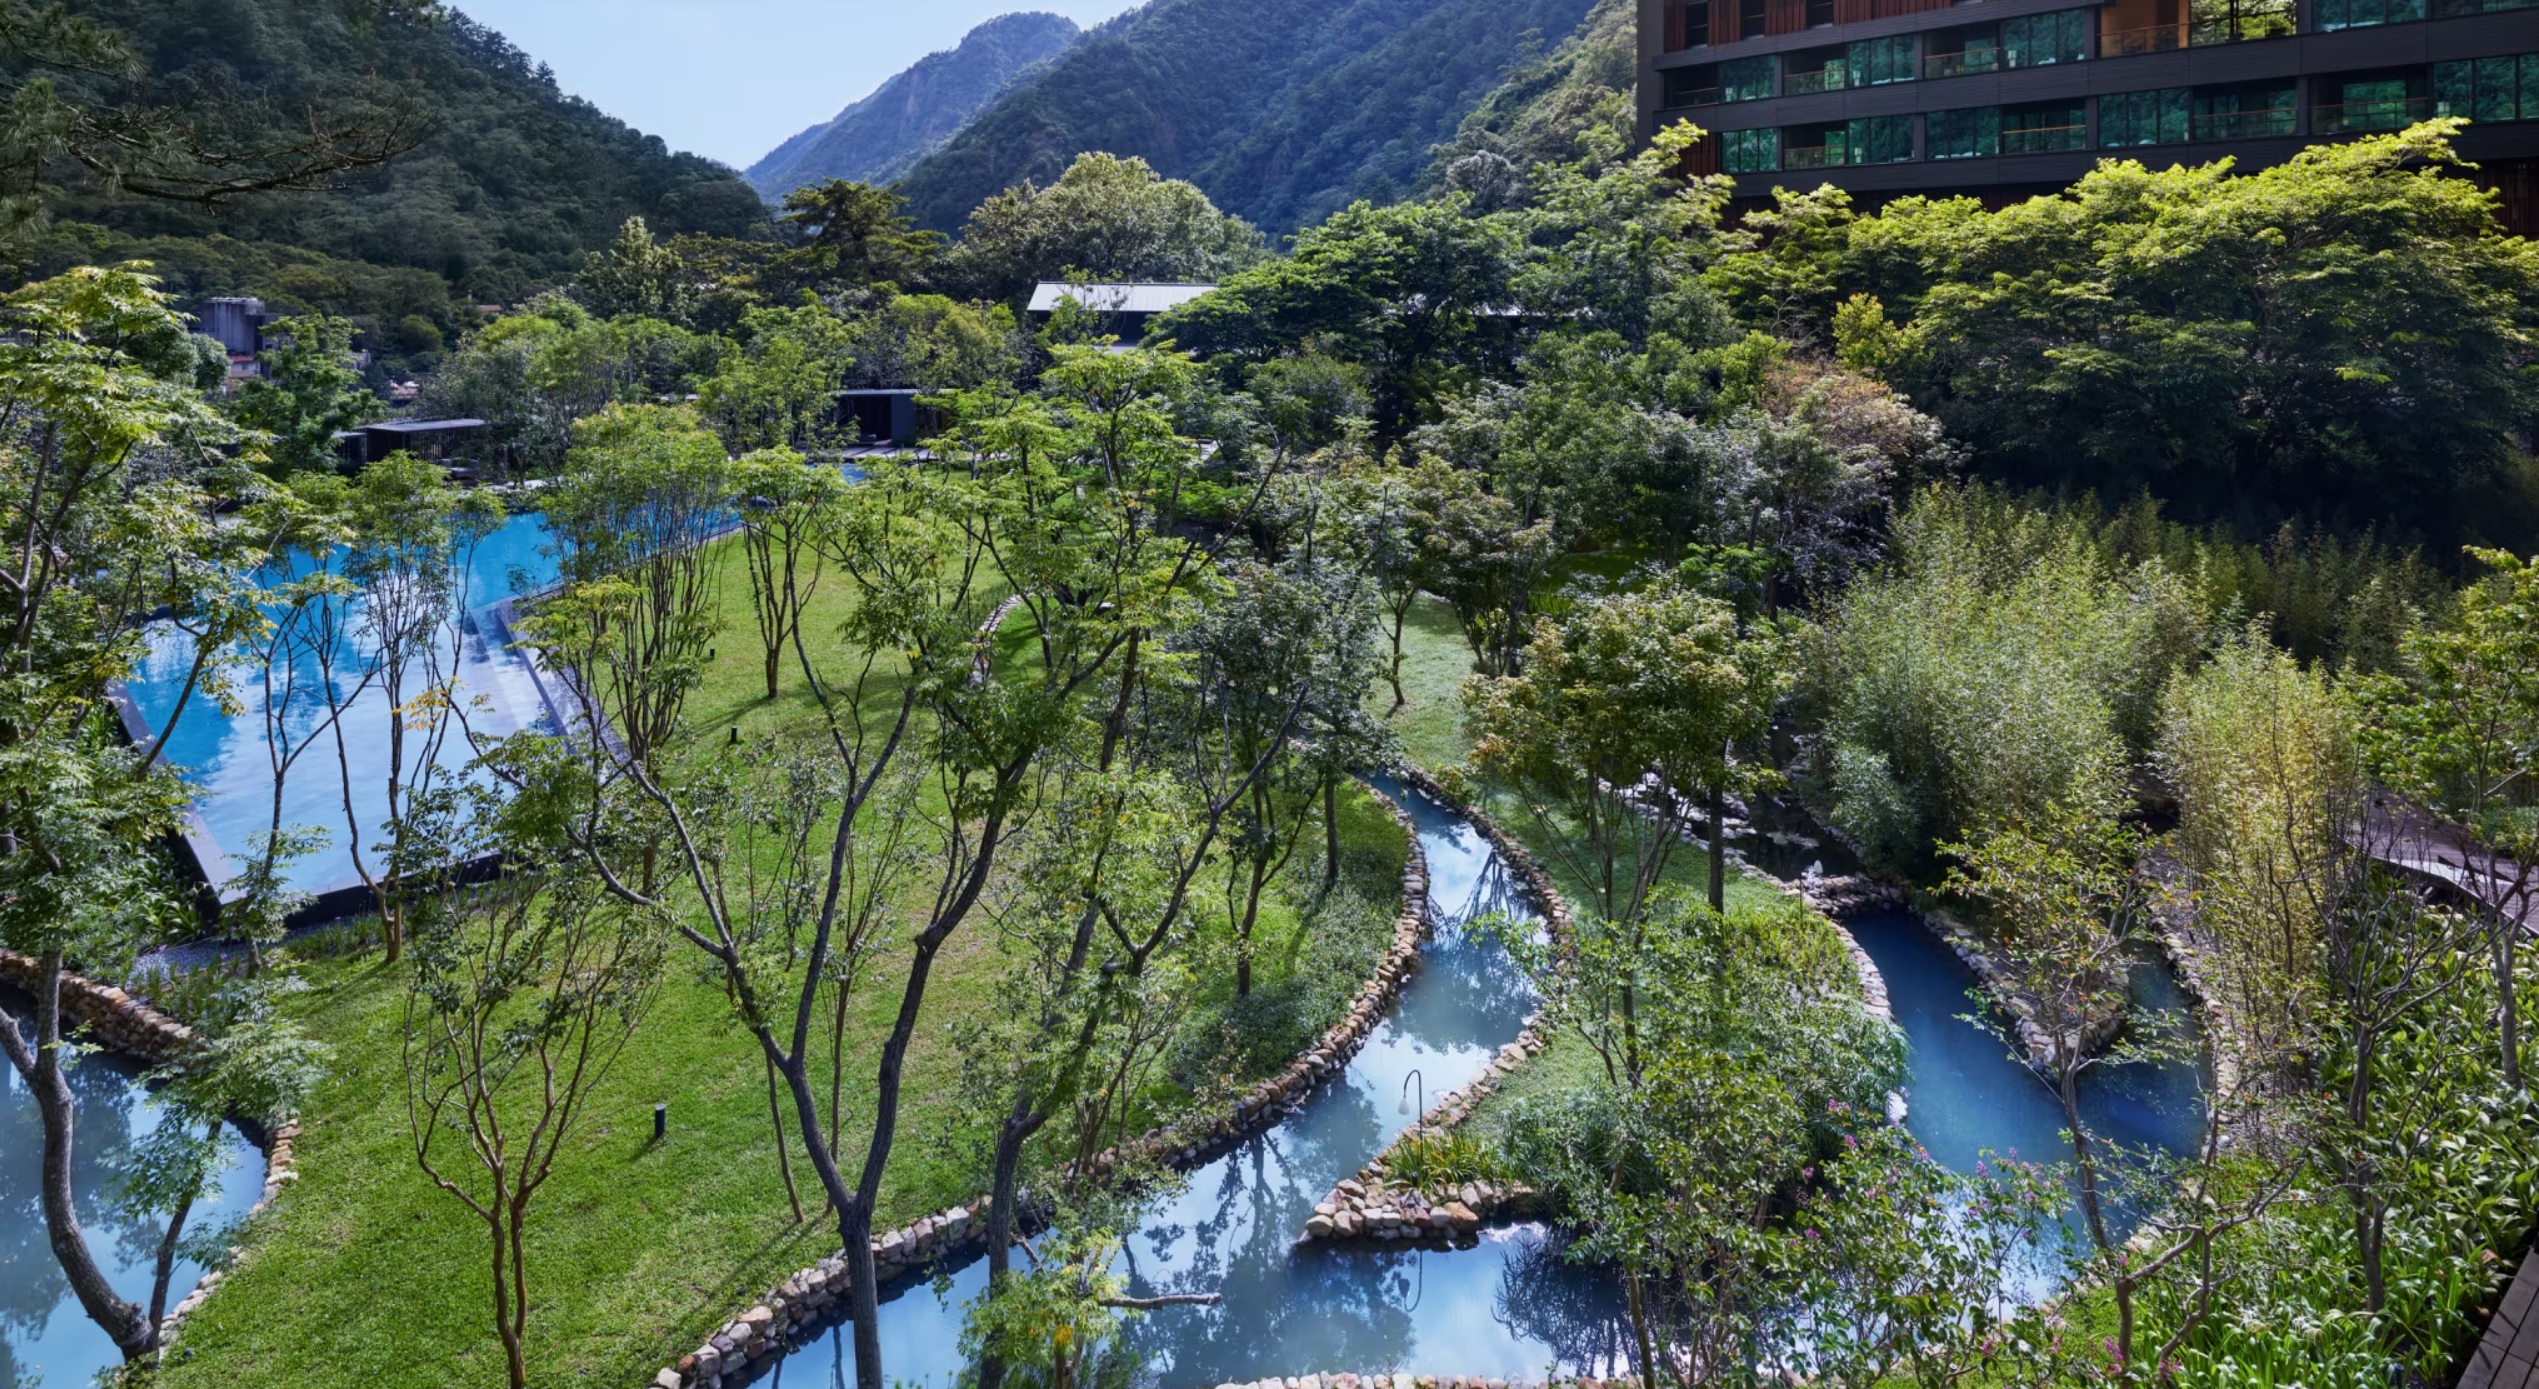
[2360,545,2539,1091]
[1733,124,2539,544]
[0,1,427,253]
[697,303,859,452]
[941,152,1266,307]
[339,452,505,961]
[1155,196,1519,445]
[772,179,945,294]
[838,292,1027,392]
[533,405,732,782]
[1507,122,1728,348]
[732,447,843,699]
[229,314,373,475]
[575,217,695,323]
[400,753,667,1389]
[421,297,721,476]
[1403,454,1555,678]
[1468,575,1789,951]
[0,266,278,1367]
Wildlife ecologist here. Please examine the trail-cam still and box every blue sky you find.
[456,1,1143,169]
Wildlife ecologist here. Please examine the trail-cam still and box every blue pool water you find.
[0,989,266,1389]
[122,511,561,901]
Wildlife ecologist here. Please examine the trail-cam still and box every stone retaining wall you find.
[0,948,304,1345]
[645,779,1437,1389]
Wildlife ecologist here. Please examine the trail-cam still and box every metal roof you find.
[1026,282,1216,316]
[365,418,488,433]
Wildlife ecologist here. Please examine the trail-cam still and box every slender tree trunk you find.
[1235,852,1268,999]
[1323,774,1341,893]
[978,1101,1047,1389]
[828,978,848,1158]
[1626,1269,1660,1389]
[1705,783,1727,913]
[489,1200,527,1389]
[147,1118,221,1328]
[764,1051,803,1221]
[0,952,154,1362]
[1386,601,1408,712]
[2497,911,2521,1092]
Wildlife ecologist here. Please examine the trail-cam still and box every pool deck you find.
[2462,1249,2539,1389]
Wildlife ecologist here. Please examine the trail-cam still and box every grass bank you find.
[162,540,1410,1389]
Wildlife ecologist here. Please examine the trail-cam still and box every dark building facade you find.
[1637,0,2539,230]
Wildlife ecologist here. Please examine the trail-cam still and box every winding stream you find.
[765,782,2209,1386]
[0,987,267,1389]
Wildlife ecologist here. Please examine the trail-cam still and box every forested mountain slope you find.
[1426,0,1636,189]
[892,0,1604,235]
[16,2,766,332]
[749,13,1082,201]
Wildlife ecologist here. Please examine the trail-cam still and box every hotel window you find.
[1664,67,1721,107]
[1721,55,1778,100]
[2002,100,2088,152]
[2433,55,2539,121]
[1847,115,1917,162]
[2315,0,2424,26]
[1807,0,1836,23]
[1846,35,1918,86]
[2100,88,2192,146]
[1740,0,1769,37]
[1928,106,2001,158]
[1681,1,1712,48]
[1722,127,1781,172]
[2191,82,2297,138]
[2187,0,2295,43]
[2002,10,2087,66]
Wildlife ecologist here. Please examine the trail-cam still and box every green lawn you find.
[163,538,1409,1389]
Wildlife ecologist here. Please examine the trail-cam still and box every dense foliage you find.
[13,1,766,371]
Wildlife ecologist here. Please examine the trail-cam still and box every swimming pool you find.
[118,510,562,906]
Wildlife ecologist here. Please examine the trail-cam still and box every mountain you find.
[748,12,1083,202]
[19,2,767,354]
[1426,0,1636,187]
[891,0,1605,235]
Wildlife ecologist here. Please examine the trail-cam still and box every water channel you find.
[0,987,267,1389]
[766,782,2210,1387]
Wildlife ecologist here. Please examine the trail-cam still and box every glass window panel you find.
[1929,107,2000,158]
[1722,55,1777,100]
[2433,60,2473,117]
[2523,54,2539,119]
[2477,56,2518,121]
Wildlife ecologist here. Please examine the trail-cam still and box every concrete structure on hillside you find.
[1026,282,1217,347]
[1636,0,2539,231]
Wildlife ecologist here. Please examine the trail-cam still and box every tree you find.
[940,152,1267,307]
[401,752,666,1389]
[732,448,843,700]
[1945,804,2184,1378]
[2360,545,2539,1092]
[772,179,945,294]
[535,405,732,780]
[1779,123,2539,545]
[0,2,427,253]
[575,217,696,323]
[696,304,859,453]
[0,267,267,1368]
[1157,196,1519,446]
[228,315,374,476]
[1403,455,1554,679]
[338,453,506,961]
[1468,576,1789,931]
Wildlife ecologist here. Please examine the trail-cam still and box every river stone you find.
[1304,1213,1335,1238]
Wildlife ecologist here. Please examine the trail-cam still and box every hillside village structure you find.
[1637,0,2539,229]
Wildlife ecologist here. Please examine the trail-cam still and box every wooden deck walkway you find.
[2461,1250,2539,1389]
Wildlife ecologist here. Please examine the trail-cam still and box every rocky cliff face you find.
[747,12,1083,200]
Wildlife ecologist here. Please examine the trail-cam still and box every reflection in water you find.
[0,989,265,1389]
[767,790,2208,1386]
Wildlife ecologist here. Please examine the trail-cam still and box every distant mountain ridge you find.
[747,12,1083,201]
[885,0,1605,235]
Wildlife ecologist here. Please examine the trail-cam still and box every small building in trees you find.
[1026,281,1217,347]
